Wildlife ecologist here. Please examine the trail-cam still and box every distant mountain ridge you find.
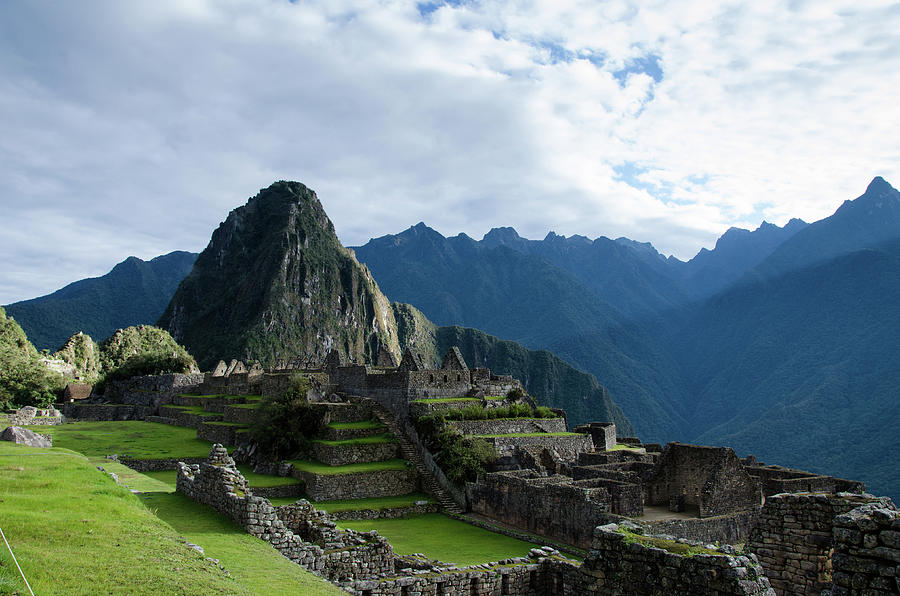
[5,251,197,351]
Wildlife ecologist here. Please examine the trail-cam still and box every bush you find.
[0,307,64,409]
[415,412,498,485]
[249,375,322,459]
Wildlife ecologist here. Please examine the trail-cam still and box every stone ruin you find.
[0,426,52,448]
[7,405,63,426]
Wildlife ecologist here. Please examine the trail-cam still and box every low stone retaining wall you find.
[310,441,399,466]
[320,423,386,441]
[223,405,258,425]
[8,406,62,426]
[326,502,440,520]
[642,508,761,545]
[582,524,775,595]
[159,405,222,428]
[408,399,481,418]
[118,456,207,472]
[480,433,593,461]
[450,417,567,435]
[60,403,152,421]
[298,468,419,501]
[197,422,244,446]
[252,484,305,499]
[177,445,395,582]
[831,501,900,595]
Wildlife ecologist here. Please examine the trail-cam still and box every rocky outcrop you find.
[0,426,52,448]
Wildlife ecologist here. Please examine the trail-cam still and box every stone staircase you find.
[362,398,465,514]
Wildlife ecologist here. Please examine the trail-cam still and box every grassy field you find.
[23,420,219,460]
[0,442,247,594]
[288,458,410,475]
[339,513,540,566]
[0,443,342,594]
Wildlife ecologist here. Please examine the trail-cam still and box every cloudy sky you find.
[2,0,898,304]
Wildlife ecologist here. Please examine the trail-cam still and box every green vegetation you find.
[339,514,540,566]
[142,465,299,491]
[415,411,499,485]
[423,402,557,423]
[610,443,643,451]
[52,331,103,383]
[249,374,319,459]
[96,325,197,390]
[288,458,410,475]
[24,420,217,460]
[139,491,344,595]
[0,442,249,594]
[618,529,720,557]
[0,306,65,409]
[311,433,395,446]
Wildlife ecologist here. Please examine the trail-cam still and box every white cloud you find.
[1,0,898,303]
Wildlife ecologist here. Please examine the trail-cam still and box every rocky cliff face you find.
[159,181,402,370]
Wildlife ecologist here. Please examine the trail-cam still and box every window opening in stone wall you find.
[456,374,461,381]
[429,374,434,382]
[401,586,409,596]
[529,570,537,588]
[501,574,509,595]
[443,374,448,382]
[470,577,480,596]
[436,581,445,596]
[362,591,372,596]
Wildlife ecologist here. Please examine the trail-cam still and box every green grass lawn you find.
[326,420,385,430]
[338,514,540,566]
[609,443,644,451]
[311,433,395,446]
[23,420,218,460]
[288,458,410,475]
[272,492,435,510]
[139,491,343,595]
[0,442,253,594]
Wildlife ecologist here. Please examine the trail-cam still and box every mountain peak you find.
[865,176,894,196]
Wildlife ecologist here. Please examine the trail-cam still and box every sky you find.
[2,0,899,304]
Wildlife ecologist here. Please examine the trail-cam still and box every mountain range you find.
[6,176,899,500]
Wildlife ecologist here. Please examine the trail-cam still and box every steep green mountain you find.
[157,181,634,433]
[671,243,900,500]
[353,224,688,439]
[158,181,403,370]
[5,251,197,351]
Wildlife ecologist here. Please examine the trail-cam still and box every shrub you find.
[249,375,321,459]
[0,307,64,409]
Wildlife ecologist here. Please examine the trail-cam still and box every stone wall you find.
[8,406,62,426]
[467,470,612,549]
[197,422,244,446]
[647,443,762,518]
[581,523,775,595]
[223,405,258,425]
[831,502,900,595]
[747,493,892,595]
[449,417,567,435]
[118,456,207,471]
[642,509,760,545]
[105,373,204,410]
[59,403,152,421]
[481,433,593,461]
[310,441,399,466]
[177,445,395,582]
[298,468,419,501]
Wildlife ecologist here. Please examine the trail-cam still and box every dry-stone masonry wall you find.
[747,492,894,595]
[177,445,395,582]
[310,441,399,466]
[297,467,419,501]
[7,406,62,426]
[449,417,568,435]
[581,523,775,595]
[830,502,900,596]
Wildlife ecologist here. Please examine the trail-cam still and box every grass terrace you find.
[609,443,645,452]
[618,529,720,557]
[288,458,410,475]
[165,404,209,415]
[22,420,219,460]
[339,513,541,566]
[310,433,396,446]
[0,442,342,594]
